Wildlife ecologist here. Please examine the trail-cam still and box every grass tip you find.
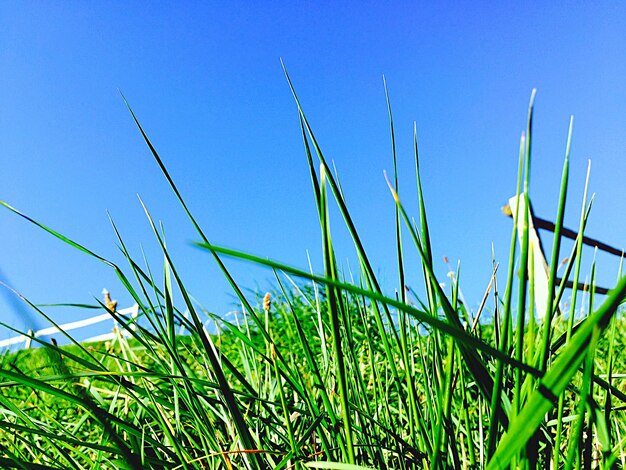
[383,170,400,203]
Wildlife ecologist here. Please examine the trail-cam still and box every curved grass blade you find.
[384,174,510,425]
[194,242,540,377]
[488,274,626,469]
[282,62,402,357]
[136,198,262,467]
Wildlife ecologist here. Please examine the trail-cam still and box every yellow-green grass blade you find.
[194,242,540,377]
[282,63,402,357]
[538,116,573,373]
[488,274,626,469]
[564,324,599,470]
[411,124,440,330]
[510,96,535,466]
[273,274,338,460]
[383,77,406,304]
[385,175,511,427]
[318,165,355,463]
[136,199,262,466]
[487,130,526,456]
[554,160,592,469]
[0,367,151,467]
[490,90,534,455]
[123,101,315,455]
[123,96,280,373]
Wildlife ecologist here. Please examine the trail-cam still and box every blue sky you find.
[1,2,626,342]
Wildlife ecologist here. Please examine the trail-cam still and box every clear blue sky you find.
[1,2,625,341]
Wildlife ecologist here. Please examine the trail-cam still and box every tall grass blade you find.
[488,274,626,468]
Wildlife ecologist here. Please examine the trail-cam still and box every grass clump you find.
[1,74,626,469]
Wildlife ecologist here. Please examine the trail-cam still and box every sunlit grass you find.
[1,73,626,469]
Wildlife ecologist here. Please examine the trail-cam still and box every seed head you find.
[103,289,118,313]
[501,203,513,217]
[263,292,271,312]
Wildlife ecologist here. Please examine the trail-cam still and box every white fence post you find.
[25,330,33,349]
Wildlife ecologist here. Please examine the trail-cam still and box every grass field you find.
[1,78,626,469]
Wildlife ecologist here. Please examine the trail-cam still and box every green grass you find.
[1,74,626,469]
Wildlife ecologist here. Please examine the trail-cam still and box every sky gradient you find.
[1,2,626,342]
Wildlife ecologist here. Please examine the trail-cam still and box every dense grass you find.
[1,75,626,469]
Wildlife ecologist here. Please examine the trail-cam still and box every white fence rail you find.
[0,304,139,349]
